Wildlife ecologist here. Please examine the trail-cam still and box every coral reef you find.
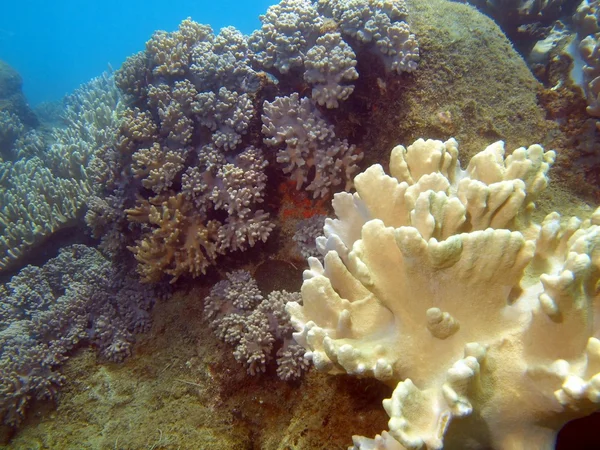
[0,244,155,426]
[287,137,600,449]
[125,145,273,283]
[4,0,600,447]
[0,73,123,273]
[108,2,417,282]
[103,21,275,283]
[204,270,309,380]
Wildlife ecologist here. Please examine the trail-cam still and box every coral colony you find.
[1,0,419,427]
[1,0,600,448]
[288,138,600,449]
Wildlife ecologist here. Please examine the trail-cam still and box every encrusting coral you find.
[286,137,600,449]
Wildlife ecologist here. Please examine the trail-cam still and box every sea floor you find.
[3,285,392,450]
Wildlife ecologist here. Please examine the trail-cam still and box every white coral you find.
[286,138,600,449]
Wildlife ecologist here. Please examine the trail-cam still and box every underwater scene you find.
[1,0,600,448]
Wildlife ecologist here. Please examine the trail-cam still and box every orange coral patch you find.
[277,179,329,221]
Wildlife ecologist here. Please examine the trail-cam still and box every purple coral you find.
[181,144,274,254]
[249,0,418,107]
[293,214,327,259]
[0,244,155,426]
[262,93,363,198]
[204,270,309,379]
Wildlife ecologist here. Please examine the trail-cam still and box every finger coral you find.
[127,146,273,283]
[204,270,309,380]
[262,93,363,198]
[286,138,600,449]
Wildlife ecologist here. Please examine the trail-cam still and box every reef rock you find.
[0,60,37,129]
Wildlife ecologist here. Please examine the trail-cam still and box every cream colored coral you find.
[146,18,213,77]
[286,138,600,450]
[131,143,186,193]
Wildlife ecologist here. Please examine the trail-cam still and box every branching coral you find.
[0,244,155,426]
[104,23,274,283]
[1,72,123,273]
[319,0,419,74]
[304,32,358,108]
[204,270,309,380]
[48,72,124,181]
[262,93,363,198]
[146,18,213,78]
[131,142,187,193]
[250,0,418,108]
[192,87,255,150]
[0,157,88,271]
[126,193,221,283]
[103,0,421,281]
[287,138,600,449]
[104,4,421,282]
[249,0,324,73]
[190,26,259,92]
[127,146,273,283]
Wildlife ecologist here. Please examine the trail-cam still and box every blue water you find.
[0,0,275,106]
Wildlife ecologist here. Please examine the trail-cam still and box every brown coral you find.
[126,193,220,283]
